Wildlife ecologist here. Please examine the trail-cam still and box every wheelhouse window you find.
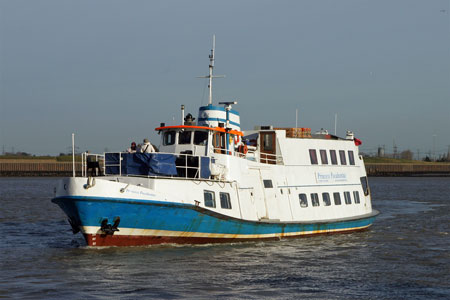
[311,193,320,207]
[320,150,328,165]
[322,192,331,206]
[299,194,308,208]
[309,149,318,165]
[348,151,355,165]
[220,192,232,209]
[194,131,208,145]
[339,150,347,165]
[333,192,342,205]
[204,190,216,208]
[344,191,352,204]
[163,131,176,146]
[353,191,360,204]
[179,131,192,144]
[330,150,338,165]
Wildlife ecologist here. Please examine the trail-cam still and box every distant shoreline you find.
[1,160,450,177]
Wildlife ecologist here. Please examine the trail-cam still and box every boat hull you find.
[52,196,379,247]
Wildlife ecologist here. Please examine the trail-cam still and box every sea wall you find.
[1,161,450,177]
[0,162,82,177]
[365,163,450,176]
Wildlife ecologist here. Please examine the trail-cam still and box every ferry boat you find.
[52,38,379,246]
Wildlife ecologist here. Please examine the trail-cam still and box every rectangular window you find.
[353,191,360,204]
[299,194,308,208]
[322,192,331,206]
[204,190,216,208]
[339,150,347,165]
[330,150,338,165]
[194,131,208,145]
[320,150,328,165]
[311,193,320,207]
[360,176,370,196]
[220,192,232,209]
[163,131,176,145]
[344,191,352,204]
[178,131,192,145]
[309,149,318,165]
[263,133,274,151]
[333,192,342,205]
[348,151,355,165]
[263,180,273,188]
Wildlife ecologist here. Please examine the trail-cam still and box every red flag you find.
[354,138,362,146]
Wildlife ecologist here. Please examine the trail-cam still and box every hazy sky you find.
[1,0,449,156]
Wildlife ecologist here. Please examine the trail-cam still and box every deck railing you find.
[82,151,210,179]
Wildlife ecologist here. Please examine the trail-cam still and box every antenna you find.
[197,35,225,105]
[334,113,337,135]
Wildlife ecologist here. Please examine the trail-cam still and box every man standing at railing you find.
[141,138,155,153]
[86,151,102,176]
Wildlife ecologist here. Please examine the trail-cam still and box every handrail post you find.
[72,133,75,177]
[119,152,122,176]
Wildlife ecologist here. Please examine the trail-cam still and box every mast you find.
[198,35,224,105]
[208,35,215,105]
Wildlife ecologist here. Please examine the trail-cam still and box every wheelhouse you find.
[155,125,244,157]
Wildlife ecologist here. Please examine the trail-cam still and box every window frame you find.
[360,176,370,196]
[311,193,320,207]
[330,150,338,165]
[263,180,273,188]
[344,191,352,205]
[220,192,232,209]
[178,130,192,145]
[322,192,331,206]
[193,131,208,146]
[353,191,360,204]
[309,149,318,165]
[348,150,355,165]
[320,149,328,165]
[299,193,308,208]
[203,190,216,208]
[163,131,176,146]
[333,192,342,205]
[339,150,347,165]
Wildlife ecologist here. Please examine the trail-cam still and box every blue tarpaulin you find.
[105,152,210,179]
[200,157,211,179]
[105,153,177,176]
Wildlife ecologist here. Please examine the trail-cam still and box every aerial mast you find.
[198,35,224,105]
[208,35,215,105]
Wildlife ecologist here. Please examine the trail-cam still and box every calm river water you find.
[0,177,449,299]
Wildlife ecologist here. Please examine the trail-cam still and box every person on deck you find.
[86,151,102,176]
[127,142,137,153]
[140,138,155,153]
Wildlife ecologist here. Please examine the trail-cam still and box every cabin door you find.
[260,132,276,164]
[213,132,225,154]
[259,169,280,220]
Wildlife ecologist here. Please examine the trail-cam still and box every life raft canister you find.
[238,144,248,155]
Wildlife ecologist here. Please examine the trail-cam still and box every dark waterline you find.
[0,177,449,299]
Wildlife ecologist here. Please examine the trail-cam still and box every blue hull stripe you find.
[52,196,377,236]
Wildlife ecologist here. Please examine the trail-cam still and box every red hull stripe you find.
[84,226,370,247]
